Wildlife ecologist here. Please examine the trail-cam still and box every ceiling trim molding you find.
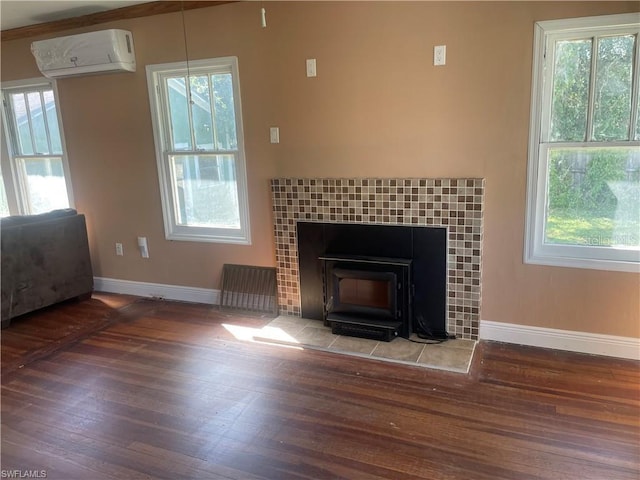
[1,1,235,42]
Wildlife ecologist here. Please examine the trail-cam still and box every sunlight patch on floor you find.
[222,324,304,350]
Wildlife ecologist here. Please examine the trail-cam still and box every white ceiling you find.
[0,1,149,31]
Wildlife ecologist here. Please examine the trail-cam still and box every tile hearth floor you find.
[253,316,476,374]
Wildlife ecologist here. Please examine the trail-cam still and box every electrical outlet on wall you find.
[434,45,446,66]
[115,243,124,256]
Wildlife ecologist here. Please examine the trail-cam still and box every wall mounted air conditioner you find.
[31,29,135,79]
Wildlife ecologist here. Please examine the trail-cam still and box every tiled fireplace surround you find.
[270,178,485,340]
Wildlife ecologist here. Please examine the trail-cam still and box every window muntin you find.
[1,80,72,216]
[527,14,640,272]
[8,88,63,156]
[549,34,637,143]
[147,57,250,244]
[165,73,238,152]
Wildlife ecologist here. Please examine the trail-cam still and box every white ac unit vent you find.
[31,29,135,79]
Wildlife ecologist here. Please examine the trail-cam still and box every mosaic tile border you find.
[270,178,485,340]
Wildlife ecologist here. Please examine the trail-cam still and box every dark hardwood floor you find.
[1,293,639,479]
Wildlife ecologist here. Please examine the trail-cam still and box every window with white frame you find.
[1,78,73,216]
[526,13,640,272]
[146,57,251,245]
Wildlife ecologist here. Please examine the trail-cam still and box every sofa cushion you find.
[1,208,77,228]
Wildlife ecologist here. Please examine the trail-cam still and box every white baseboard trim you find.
[94,277,220,305]
[480,320,640,360]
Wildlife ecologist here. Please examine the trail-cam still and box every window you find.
[526,13,640,272]
[146,57,251,244]
[1,78,73,216]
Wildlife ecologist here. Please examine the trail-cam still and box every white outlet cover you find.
[434,45,446,66]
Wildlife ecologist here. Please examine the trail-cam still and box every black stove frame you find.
[320,254,412,341]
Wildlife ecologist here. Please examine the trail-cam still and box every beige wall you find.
[2,2,638,338]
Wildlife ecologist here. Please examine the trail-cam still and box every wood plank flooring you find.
[1,293,638,479]
[1,294,138,378]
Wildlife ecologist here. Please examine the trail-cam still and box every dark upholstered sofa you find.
[1,209,93,328]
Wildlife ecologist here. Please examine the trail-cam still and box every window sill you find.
[166,226,251,245]
[525,251,640,273]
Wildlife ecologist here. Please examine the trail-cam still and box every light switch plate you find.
[270,127,280,144]
[306,58,317,77]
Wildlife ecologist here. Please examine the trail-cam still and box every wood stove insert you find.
[320,254,411,341]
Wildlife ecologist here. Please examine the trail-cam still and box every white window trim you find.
[0,77,74,215]
[525,13,640,273]
[146,57,251,245]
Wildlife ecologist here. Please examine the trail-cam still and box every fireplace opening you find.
[321,255,411,342]
[298,222,449,342]
[331,269,396,317]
